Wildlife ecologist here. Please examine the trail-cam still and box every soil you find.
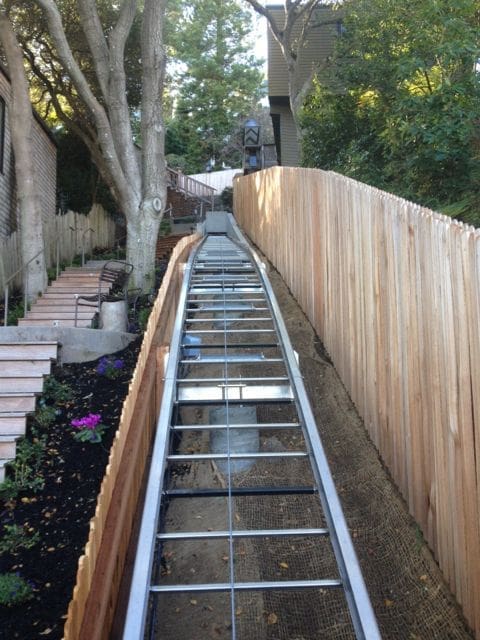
[0,337,142,640]
[0,253,475,640]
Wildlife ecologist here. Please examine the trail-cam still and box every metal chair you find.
[74,260,134,327]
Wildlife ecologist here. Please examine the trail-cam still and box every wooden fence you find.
[234,166,480,638]
[0,204,117,292]
[63,233,199,640]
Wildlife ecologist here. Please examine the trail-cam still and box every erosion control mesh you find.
[150,254,472,640]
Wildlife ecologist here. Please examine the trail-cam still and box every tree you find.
[0,9,47,300]
[166,0,264,173]
[302,0,480,220]
[6,0,167,291]
[244,0,340,138]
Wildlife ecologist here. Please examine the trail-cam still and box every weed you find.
[0,573,34,606]
[0,523,40,555]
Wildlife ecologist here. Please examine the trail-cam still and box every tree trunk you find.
[126,204,162,292]
[0,11,47,301]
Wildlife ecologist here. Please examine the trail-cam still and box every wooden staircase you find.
[0,264,111,481]
[156,234,188,261]
[18,265,107,328]
[0,341,58,482]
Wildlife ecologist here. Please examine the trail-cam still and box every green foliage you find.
[0,433,46,502]
[0,524,40,555]
[42,376,74,405]
[33,405,57,430]
[6,302,26,327]
[56,131,118,216]
[166,0,265,172]
[159,219,172,237]
[138,307,152,332]
[301,0,480,223]
[0,573,33,607]
[220,187,233,211]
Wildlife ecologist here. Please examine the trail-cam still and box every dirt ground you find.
[150,256,474,640]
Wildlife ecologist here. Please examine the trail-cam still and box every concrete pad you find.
[0,326,137,363]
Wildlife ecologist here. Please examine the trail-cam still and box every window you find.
[0,96,5,174]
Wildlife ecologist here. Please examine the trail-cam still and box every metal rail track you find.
[123,225,381,639]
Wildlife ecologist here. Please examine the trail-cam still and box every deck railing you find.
[167,167,215,212]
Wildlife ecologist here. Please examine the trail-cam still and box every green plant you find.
[0,573,34,606]
[96,356,124,379]
[42,376,74,404]
[34,405,57,429]
[138,306,152,331]
[7,302,26,326]
[0,524,40,555]
[71,413,108,444]
[0,433,46,501]
[159,218,172,236]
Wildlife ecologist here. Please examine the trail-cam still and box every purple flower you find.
[113,359,124,369]
[71,413,102,429]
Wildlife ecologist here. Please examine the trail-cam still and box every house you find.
[267,3,339,166]
[0,64,57,240]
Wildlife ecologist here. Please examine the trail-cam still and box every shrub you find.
[0,573,34,606]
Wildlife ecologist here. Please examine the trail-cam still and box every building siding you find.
[269,103,300,167]
[268,5,339,98]
[0,66,57,240]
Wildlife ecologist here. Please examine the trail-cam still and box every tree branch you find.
[77,0,110,100]
[32,0,132,211]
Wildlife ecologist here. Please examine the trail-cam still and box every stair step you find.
[0,394,37,413]
[30,304,79,312]
[0,377,45,393]
[48,284,107,291]
[0,437,19,458]
[0,360,53,376]
[17,318,92,328]
[0,413,27,436]
[23,312,95,320]
[0,342,57,360]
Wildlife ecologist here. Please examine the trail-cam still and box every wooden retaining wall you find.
[63,233,199,640]
[234,166,480,638]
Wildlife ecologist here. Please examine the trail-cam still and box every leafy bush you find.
[42,376,73,404]
[0,524,40,555]
[0,573,34,606]
[0,433,46,501]
[34,405,57,429]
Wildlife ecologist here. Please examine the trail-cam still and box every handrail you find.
[2,229,64,327]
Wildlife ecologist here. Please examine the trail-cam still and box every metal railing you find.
[2,234,60,327]
[2,224,96,326]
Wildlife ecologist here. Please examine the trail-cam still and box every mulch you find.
[0,337,142,639]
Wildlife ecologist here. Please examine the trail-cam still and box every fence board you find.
[63,233,199,640]
[0,205,117,292]
[233,166,480,639]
